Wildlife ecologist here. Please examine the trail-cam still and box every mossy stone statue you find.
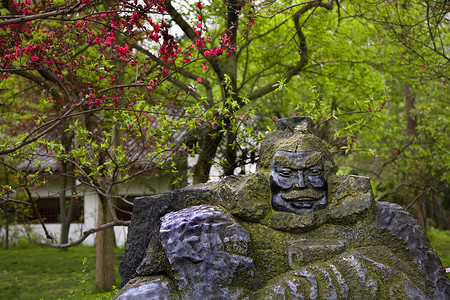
[115,116,450,299]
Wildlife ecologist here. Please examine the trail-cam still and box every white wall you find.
[7,174,172,247]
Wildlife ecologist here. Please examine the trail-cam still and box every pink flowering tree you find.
[0,0,258,289]
[0,0,344,289]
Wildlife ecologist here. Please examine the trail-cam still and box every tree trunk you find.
[94,9,123,287]
[59,119,76,248]
[59,172,69,250]
[405,83,425,226]
[223,131,237,176]
[405,84,417,136]
[60,178,78,248]
[317,96,337,141]
[4,164,10,250]
[192,131,223,184]
[95,195,116,290]
[5,216,9,250]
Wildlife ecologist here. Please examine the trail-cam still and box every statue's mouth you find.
[290,200,314,209]
[280,189,324,202]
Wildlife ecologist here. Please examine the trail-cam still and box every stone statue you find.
[115,116,450,299]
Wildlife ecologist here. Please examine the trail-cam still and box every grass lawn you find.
[427,229,450,269]
[0,245,123,300]
[0,230,449,299]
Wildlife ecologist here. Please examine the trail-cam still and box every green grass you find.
[0,245,123,300]
[0,230,449,299]
[427,229,450,269]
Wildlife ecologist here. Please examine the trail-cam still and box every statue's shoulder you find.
[375,201,432,259]
[218,172,271,221]
[326,174,376,220]
[376,201,450,299]
[375,201,429,244]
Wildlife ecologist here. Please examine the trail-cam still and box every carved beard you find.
[270,179,328,213]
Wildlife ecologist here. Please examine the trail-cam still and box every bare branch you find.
[51,220,130,249]
[0,2,89,27]
[405,190,427,211]
[0,103,78,155]
[0,196,31,206]
[375,183,410,202]
[24,187,54,242]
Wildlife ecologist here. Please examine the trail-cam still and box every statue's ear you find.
[323,160,334,178]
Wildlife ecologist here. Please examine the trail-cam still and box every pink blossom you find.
[30,55,39,62]
[195,2,203,10]
[197,77,202,83]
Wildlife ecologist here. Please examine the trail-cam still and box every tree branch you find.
[51,220,130,249]
[0,2,89,27]
[246,0,334,101]
[165,0,226,82]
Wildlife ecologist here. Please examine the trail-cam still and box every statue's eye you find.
[278,169,292,177]
[308,169,322,176]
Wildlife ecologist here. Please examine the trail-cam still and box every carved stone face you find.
[270,150,328,214]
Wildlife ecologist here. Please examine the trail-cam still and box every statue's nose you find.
[293,171,306,188]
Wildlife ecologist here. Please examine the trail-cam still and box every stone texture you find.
[118,183,221,285]
[252,249,429,299]
[115,276,178,300]
[377,201,450,300]
[287,239,345,268]
[159,205,255,299]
